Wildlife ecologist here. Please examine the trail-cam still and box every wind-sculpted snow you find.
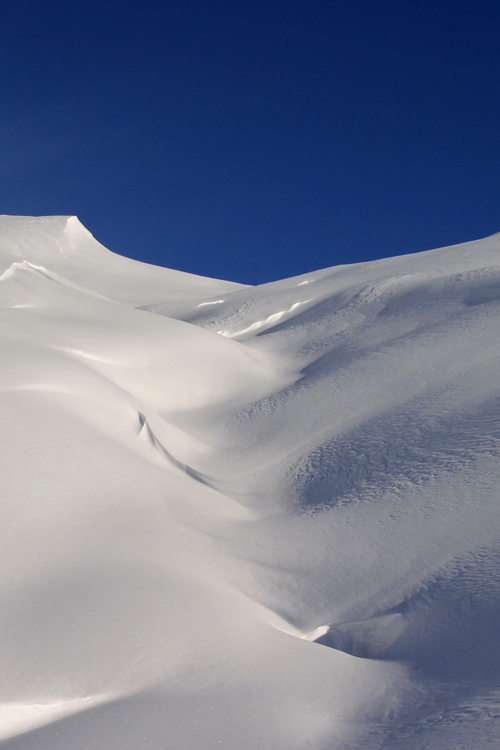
[0,215,244,306]
[290,394,500,513]
[1,216,500,749]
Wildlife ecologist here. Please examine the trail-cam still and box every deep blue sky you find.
[1,0,499,284]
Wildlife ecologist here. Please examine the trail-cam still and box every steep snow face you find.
[1,217,500,749]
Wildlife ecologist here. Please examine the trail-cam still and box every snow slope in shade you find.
[1,217,500,748]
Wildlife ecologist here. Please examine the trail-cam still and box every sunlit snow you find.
[1,215,500,749]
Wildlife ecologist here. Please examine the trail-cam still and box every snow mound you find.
[0,215,245,305]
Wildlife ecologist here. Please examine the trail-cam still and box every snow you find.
[1,215,500,748]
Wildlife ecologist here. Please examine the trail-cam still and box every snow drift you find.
[1,215,500,749]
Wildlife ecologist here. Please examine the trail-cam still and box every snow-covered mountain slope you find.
[0,215,244,306]
[1,216,500,749]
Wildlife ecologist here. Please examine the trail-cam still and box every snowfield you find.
[1,215,500,749]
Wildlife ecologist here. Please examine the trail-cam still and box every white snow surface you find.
[1,215,500,748]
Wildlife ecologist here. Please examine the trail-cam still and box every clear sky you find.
[1,0,500,285]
